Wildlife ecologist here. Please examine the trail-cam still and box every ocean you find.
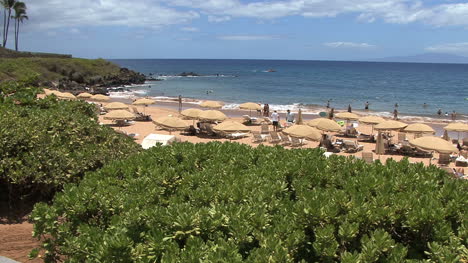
[110,59,468,121]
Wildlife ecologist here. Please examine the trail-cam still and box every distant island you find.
[369,53,468,64]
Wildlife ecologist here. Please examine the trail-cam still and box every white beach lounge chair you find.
[141,133,177,149]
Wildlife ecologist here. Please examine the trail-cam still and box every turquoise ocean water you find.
[110,59,467,121]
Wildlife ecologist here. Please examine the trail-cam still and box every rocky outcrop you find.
[179,72,200,77]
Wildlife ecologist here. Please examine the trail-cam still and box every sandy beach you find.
[99,97,467,175]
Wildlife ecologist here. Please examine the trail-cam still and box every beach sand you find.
[98,98,467,175]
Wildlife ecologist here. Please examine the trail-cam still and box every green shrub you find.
[0,81,141,208]
[31,142,468,262]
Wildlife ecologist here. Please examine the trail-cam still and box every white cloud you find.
[26,0,199,30]
[181,27,199,32]
[324,42,376,48]
[218,35,278,40]
[208,15,231,23]
[425,42,468,54]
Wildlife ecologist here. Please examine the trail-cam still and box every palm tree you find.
[12,1,26,51]
[1,0,16,48]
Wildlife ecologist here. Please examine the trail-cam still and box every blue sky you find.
[10,0,468,60]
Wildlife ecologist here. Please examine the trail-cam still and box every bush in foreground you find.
[31,142,467,262]
[0,80,141,210]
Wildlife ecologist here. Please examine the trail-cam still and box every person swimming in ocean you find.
[437,108,442,117]
[365,101,369,110]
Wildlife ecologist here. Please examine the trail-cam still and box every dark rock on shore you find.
[179,72,200,77]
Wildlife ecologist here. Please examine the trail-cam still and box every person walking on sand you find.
[271,110,280,131]
[365,101,369,110]
[329,108,335,120]
[451,111,457,121]
[393,108,398,120]
[348,104,352,113]
[286,109,295,124]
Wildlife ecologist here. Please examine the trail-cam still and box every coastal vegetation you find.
[0,78,141,215]
[31,142,467,262]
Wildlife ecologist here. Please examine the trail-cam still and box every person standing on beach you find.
[365,102,369,110]
[393,108,398,120]
[329,108,335,120]
[263,104,270,117]
[348,104,352,113]
[286,109,295,124]
[394,103,399,109]
[271,110,280,131]
[451,111,457,120]
[437,108,442,117]
[178,95,182,113]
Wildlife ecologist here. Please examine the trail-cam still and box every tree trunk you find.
[3,8,12,47]
[2,9,6,47]
[15,19,20,51]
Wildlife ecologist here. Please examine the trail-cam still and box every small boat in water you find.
[267,69,276,72]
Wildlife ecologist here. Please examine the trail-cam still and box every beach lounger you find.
[269,131,281,144]
[344,127,358,138]
[260,123,269,134]
[252,131,265,143]
[262,117,272,124]
[357,133,374,142]
[290,137,305,147]
[116,129,139,140]
[280,133,291,146]
[131,106,152,121]
[242,115,260,125]
[342,140,364,153]
[455,155,468,167]
[226,132,249,140]
[414,148,432,158]
[361,152,374,164]
[141,133,176,149]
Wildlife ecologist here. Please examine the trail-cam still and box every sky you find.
[8,0,468,60]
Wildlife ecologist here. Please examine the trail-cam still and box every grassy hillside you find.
[0,57,121,83]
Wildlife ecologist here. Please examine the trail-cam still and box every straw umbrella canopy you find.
[133,98,156,106]
[283,125,321,141]
[104,102,129,111]
[198,110,227,122]
[403,123,435,134]
[358,116,385,125]
[45,89,62,96]
[200,100,223,109]
[239,102,261,110]
[359,115,385,134]
[213,121,250,133]
[153,116,188,133]
[181,108,203,119]
[90,94,110,102]
[444,122,468,142]
[335,112,359,121]
[77,92,93,99]
[57,92,76,100]
[103,110,135,121]
[374,120,407,131]
[307,118,341,132]
[409,136,458,154]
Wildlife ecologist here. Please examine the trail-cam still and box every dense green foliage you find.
[0,56,120,82]
[31,142,468,262]
[0,80,141,206]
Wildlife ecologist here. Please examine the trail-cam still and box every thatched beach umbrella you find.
[283,125,321,141]
[104,110,135,121]
[374,120,407,131]
[239,102,261,116]
[90,94,110,102]
[213,121,250,133]
[77,92,93,99]
[181,108,203,119]
[444,122,468,142]
[409,136,458,154]
[57,92,76,100]
[307,118,341,132]
[359,115,385,134]
[335,112,359,121]
[200,100,223,109]
[198,110,227,122]
[104,102,129,111]
[153,116,188,134]
[403,123,435,134]
[133,98,156,115]
[45,89,62,96]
